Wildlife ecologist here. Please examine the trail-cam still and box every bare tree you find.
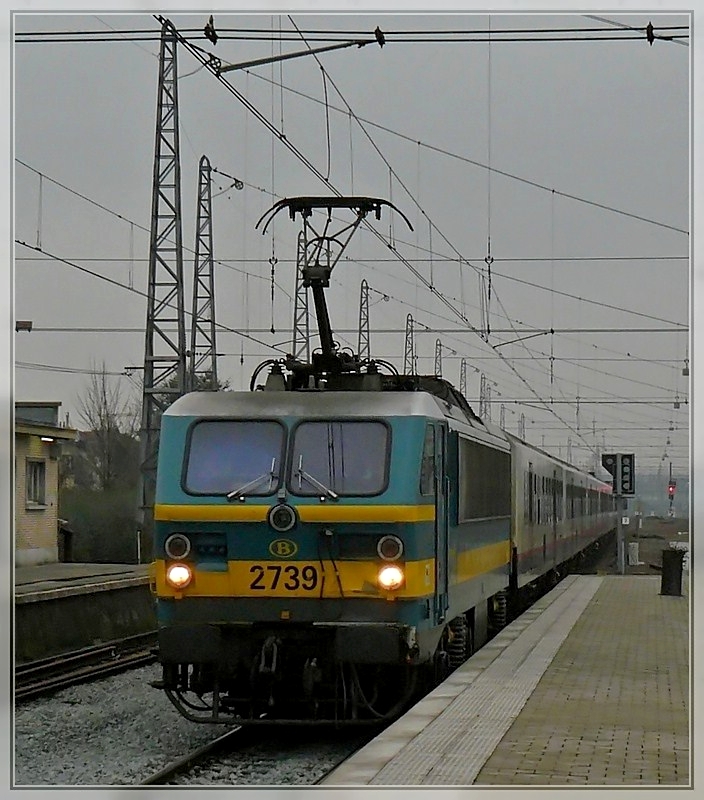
[75,363,140,490]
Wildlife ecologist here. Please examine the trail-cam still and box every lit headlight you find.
[378,564,404,591]
[166,563,192,589]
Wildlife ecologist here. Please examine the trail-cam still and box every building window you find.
[26,460,46,506]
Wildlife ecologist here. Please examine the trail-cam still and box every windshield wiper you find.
[227,458,277,500]
[296,455,339,500]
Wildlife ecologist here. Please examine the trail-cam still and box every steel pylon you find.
[291,231,310,363]
[189,154,218,390]
[357,279,370,362]
[138,18,187,534]
[403,313,416,375]
[434,338,442,377]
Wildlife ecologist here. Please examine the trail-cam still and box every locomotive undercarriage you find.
[159,650,418,726]
[157,622,423,725]
[156,609,490,725]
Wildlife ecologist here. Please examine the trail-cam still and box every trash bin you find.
[661,548,684,596]
[627,542,640,566]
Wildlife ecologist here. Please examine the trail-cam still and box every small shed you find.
[15,402,77,566]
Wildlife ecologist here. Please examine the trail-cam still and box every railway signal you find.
[619,453,635,495]
[601,453,635,495]
[668,480,676,498]
[601,452,636,576]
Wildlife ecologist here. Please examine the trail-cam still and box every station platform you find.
[323,573,690,787]
[14,563,155,663]
[15,561,150,602]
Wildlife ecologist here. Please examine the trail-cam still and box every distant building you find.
[15,402,77,566]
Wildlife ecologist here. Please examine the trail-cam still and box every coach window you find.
[420,424,435,496]
[458,438,510,521]
[184,419,285,495]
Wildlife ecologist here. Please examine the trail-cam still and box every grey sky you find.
[10,7,692,481]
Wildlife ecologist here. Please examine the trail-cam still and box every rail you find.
[15,631,158,701]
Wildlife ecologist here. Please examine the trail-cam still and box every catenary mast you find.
[138,18,187,540]
[189,154,218,390]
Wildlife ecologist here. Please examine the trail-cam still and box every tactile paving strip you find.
[323,574,602,785]
[370,576,602,784]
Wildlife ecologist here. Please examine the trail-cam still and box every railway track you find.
[141,728,250,785]
[140,725,370,786]
[15,631,158,701]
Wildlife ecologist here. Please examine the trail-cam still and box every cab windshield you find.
[184,420,284,495]
[289,420,389,496]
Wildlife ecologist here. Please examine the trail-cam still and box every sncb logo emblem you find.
[269,539,298,558]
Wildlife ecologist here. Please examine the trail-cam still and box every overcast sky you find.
[8,4,694,484]
[3,2,702,797]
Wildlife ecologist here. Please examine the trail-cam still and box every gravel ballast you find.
[14,663,363,786]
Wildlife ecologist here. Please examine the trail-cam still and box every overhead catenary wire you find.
[14,240,289,354]
[16,17,688,462]
[17,17,688,444]
[15,25,690,44]
[237,68,688,237]
[280,19,626,455]
[15,165,688,406]
[16,155,688,400]
[18,24,689,234]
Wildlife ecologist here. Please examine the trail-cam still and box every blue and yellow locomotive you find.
[151,197,616,725]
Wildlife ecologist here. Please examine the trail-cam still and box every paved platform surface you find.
[323,574,690,787]
[15,562,150,603]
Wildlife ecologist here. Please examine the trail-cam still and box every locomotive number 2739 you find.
[249,564,319,591]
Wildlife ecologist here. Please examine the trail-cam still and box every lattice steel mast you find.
[479,373,491,420]
[434,338,442,377]
[138,18,187,534]
[357,279,370,362]
[292,230,310,362]
[403,313,416,375]
[459,357,467,396]
[189,154,218,390]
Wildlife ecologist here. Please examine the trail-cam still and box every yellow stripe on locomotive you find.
[154,503,436,523]
[154,537,511,600]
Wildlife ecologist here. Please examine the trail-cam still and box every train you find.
[149,196,617,726]
[150,373,616,725]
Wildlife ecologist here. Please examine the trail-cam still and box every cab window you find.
[289,420,389,496]
[184,419,284,495]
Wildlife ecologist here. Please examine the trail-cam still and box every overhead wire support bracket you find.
[492,329,551,348]
[216,38,372,74]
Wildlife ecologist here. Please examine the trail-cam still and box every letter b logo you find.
[269,539,298,558]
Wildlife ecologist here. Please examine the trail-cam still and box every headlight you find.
[268,503,297,532]
[378,564,404,591]
[377,535,404,561]
[166,563,193,589]
[165,533,191,559]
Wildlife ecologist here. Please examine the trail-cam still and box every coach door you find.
[552,469,559,567]
[433,422,449,624]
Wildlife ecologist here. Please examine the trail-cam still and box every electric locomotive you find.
[150,197,616,725]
